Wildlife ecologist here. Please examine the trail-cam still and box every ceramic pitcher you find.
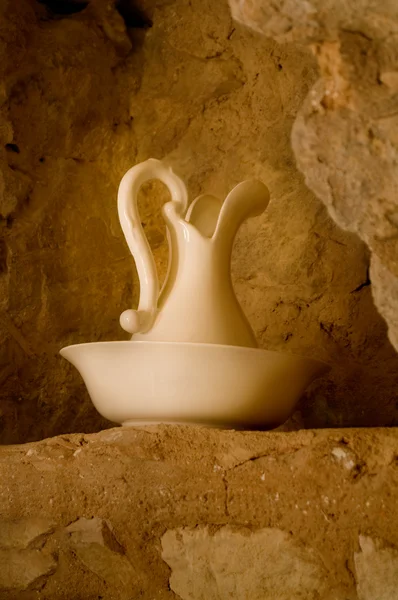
[118,159,270,348]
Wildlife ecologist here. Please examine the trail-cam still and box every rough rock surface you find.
[0,517,57,593]
[162,526,336,599]
[1,0,398,443]
[354,536,398,600]
[0,425,398,598]
[229,0,398,351]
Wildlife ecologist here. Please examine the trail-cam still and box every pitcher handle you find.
[117,158,188,334]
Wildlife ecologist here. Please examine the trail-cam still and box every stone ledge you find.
[0,425,397,599]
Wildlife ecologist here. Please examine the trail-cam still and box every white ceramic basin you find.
[60,341,329,430]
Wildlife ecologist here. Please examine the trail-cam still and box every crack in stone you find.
[222,442,312,473]
[221,473,229,517]
[225,451,273,472]
[217,447,307,518]
[350,267,371,293]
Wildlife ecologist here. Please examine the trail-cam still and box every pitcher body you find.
[118,159,270,348]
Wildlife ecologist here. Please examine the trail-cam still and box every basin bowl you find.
[60,341,329,430]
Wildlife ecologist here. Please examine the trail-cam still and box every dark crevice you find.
[352,461,367,481]
[37,0,89,16]
[351,268,371,293]
[320,321,331,334]
[341,28,373,42]
[222,474,229,517]
[115,0,153,29]
[0,214,14,229]
[0,239,8,274]
[5,143,20,154]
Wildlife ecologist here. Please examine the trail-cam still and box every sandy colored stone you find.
[0,0,397,443]
[0,516,57,593]
[0,517,55,550]
[371,255,398,351]
[66,517,138,593]
[229,0,398,351]
[0,547,57,592]
[162,526,340,599]
[66,516,122,551]
[355,536,398,600]
[0,425,396,598]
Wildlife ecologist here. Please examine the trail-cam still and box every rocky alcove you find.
[0,0,397,597]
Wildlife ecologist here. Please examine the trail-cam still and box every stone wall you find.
[0,425,397,598]
[1,0,397,443]
[229,0,398,351]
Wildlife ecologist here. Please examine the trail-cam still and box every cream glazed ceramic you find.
[117,158,268,347]
[60,159,329,429]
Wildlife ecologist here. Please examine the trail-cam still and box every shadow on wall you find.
[37,0,153,26]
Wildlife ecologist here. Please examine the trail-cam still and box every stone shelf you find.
[0,425,397,598]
